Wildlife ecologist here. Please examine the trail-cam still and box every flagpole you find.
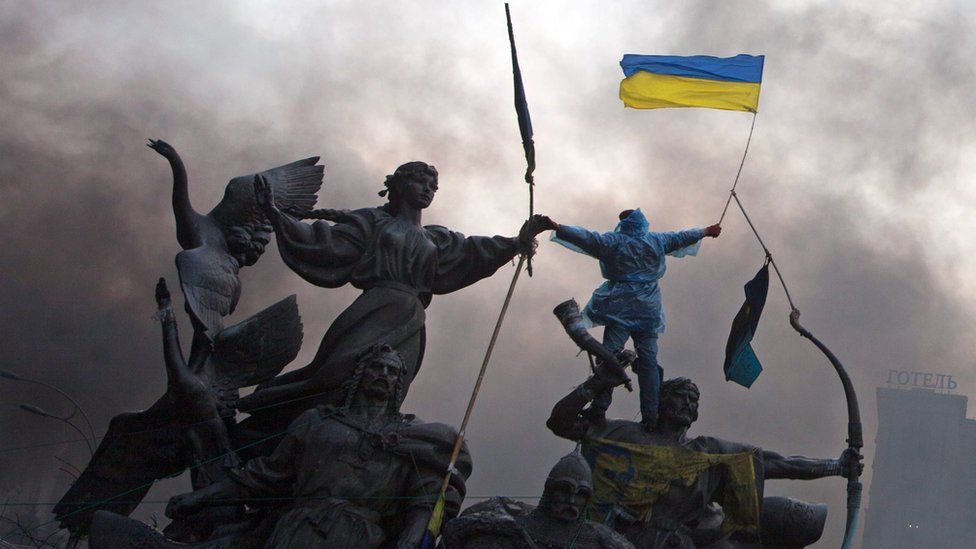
[729,192,797,312]
[420,256,525,547]
[505,2,536,276]
[441,254,522,486]
[421,8,535,545]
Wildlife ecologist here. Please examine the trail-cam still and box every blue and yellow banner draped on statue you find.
[582,437,761,534]
[619,54,764,112]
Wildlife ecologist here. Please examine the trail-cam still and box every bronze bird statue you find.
[147,139,322,340]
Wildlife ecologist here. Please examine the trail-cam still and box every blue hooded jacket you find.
[552,209,704,333]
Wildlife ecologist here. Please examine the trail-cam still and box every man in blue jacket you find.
[548,209,721,429]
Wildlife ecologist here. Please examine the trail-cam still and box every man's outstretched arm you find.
[547,375,617,441]
[763,448,861,480]
[551,221,614,258]
[658,224,722,255]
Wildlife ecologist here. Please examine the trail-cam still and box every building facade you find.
[862,387,976,548]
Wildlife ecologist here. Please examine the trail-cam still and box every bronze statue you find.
[159,344,471,548]
[53,279,302,540]
[238,161,552,432]
[54,142,320,539]
[547,373,857,548]
[441,451,633,548]
[146,138,321,341]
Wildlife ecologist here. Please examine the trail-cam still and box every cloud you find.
[2,1,974,544]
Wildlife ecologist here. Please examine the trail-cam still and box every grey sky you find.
[2,1,975,545]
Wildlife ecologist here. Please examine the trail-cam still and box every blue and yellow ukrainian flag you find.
[619,54,764,112]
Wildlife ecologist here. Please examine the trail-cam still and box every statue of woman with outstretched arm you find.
[238,161,551,429]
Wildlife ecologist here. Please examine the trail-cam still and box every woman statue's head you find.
[380,161,439,213]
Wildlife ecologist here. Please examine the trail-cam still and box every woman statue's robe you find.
[237,207,519,449]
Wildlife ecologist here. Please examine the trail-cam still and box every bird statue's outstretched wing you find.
[52,398,187,536]
[208,295,303,414]
[174,157,320,339]
[176,246,241,338]
[208,157,323,233]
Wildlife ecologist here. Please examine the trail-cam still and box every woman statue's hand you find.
[521,214,556,237]
[518,214,556,254]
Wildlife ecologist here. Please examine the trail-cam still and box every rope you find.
[4,495,546,508]
[434,255,526,507]
[730,192,798,312]
[713,112,799,313]
[30,405,350,533]
[716,116,862,549]
[718,112,758,226]
[528,183,535,277]
[0,385,354,454]
[26,263,516,534]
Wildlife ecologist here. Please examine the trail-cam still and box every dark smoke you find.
[2,2,974,546]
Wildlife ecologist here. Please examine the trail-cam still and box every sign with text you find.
[886,369,957,392]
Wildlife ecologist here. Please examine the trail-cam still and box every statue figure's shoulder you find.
[441,497,531,548]
[332,206,389,227]
[421,223,457,243]
[597,419,650,444]
[314,403,341,417]
[579,521,635,548]
[484,496,534,517]
[464,496,532,520]
[391,416,472,479]
[603,418,639,432]
[305,404,352,430]
[397,416,458,445]
[686,435,760,456]
[355,206,390,219]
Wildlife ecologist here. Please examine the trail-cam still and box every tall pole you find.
[506,2,536,276]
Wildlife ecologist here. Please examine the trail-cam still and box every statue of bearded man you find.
[547,374,854,549]
[88,344,472,549]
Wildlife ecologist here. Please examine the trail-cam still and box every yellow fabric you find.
[425,494,446,536]
[619,72,761,112]
[584,437,760,534]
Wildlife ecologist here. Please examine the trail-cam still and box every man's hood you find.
[614,208,648,235]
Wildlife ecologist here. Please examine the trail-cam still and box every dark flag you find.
[724,263,769,387]
[505,2,536,276]
[506,3,535,185]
